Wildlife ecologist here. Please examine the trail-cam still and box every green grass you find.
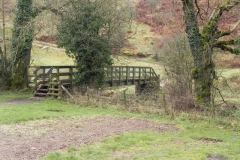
[40,117,240,160]
[0,91,138,124]
[0,91,32,102]
[31,45,74,66]
[0,101,137,125]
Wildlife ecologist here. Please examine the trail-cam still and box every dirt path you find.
[32,41,64,51]
[0,115,179,160]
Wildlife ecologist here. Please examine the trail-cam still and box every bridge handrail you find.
[105,66,159,80]
[29,66,54,89]
[29,65,159,88]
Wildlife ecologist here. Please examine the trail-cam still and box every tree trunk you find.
[193,47,215,105]
[2,0,7,73]
[0,47,3,74]
[11,0,34,89]
[182,0,215,105]
[12,44,32,89]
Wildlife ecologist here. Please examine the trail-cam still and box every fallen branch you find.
[61,85,74,99]
[213,86,227,105]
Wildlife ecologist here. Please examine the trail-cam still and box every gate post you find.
[58,80,62,99]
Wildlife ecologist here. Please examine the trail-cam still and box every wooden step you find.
[49,82,59,85]
[34,92,48,96]
[48,88,60,91]
[37,89,49,92]
[36,85,49,90]
[47,93,59,96]
[62,83,71,85]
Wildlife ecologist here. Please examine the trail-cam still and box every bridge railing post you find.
[41,67,44,83]
[58,80,62,99]
[33,67,39,89]
[144,68,146,83]
[133,67,135,84]
[139,67,141,84]
[150,68,152,79]
[118,66,121,85]
[111,66,113,86]
[56,66,59,82]
[126,66,129,85]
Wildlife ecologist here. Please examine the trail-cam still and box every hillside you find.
[135,0,240,50]
[1,0,239,55]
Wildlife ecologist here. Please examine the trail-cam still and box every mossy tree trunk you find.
[1,0,7,74]
[11,0,34,89]
[181,0,240,105]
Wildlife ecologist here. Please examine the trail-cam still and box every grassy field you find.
[1,92,240,159]
[1,23,240,160]
[0,91,136,124]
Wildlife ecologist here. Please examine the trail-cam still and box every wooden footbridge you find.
[28,66,159,97]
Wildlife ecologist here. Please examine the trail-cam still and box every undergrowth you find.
[65,86,240,132]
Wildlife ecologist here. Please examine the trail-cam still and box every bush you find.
[157,33,194,110]
[57,0,131,89]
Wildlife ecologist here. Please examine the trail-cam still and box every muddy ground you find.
[0,114,179,160]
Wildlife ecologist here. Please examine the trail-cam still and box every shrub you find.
[157,33,194,111]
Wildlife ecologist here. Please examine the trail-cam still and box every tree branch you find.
[214,39,237,53]
[218,45,235,53]
[195,0,200,16]
[209,0,240,21]
[231,19,240,32]
[203,0,240,38]
[215,19,240,39]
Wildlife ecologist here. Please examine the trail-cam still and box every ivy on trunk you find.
[11,0,35,89]
[181,0,240,105]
